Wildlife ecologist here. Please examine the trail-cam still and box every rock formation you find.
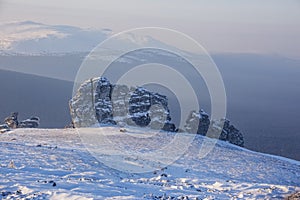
[185,109,210,135]
[70,77,244,146]
[0,112,40,132]
[185,110,244,147]
[212,118,244,147]
[4,112,19,129]
[70,77,177,132]
[69,78,99,127]
[18,116,40,128]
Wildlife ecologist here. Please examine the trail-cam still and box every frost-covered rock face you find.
[69,78,99,127]
[70,77,177,132]
[185,110,244,147]
[214,119,244,147]
[185,109,210,135]
[128,87,172,130]
[95,77,115,125]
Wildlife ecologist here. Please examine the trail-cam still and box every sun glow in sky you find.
[1,0,299,58]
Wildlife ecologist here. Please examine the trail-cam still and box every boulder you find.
[4,112,19,129]
[2,113,40,129]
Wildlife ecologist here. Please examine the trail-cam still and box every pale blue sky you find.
[1,0,299,58]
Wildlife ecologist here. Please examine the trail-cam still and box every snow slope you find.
[0,128,299,199]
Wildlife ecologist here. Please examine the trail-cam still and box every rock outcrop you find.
[18,116,40,128]
[185,110,244,147]
[212,119,244,147]
[69,78,99,127]
[1,112,40,132]
[94,77,116,125]
[70,77,177,132]
[4,112,19,129]
[70,77,244,146]
[185,109,210,135]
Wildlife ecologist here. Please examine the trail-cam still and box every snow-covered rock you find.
[185,110,244,147]
[4,112,19,129]
[3,112,40,129]
[185,109,210,135]
[212,118,244,147]
[70,77,177,132]
[94,77,115,125]
[69,78,99,127]
[18,117,40,128]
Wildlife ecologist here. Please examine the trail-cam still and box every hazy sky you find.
[1,0,300,58]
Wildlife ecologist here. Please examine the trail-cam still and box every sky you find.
[0,0,300,58]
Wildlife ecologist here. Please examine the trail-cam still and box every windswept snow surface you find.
[0,128,299,199]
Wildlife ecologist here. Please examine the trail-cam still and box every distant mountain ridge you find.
[0,21,110,54]
[0,21,184,56]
